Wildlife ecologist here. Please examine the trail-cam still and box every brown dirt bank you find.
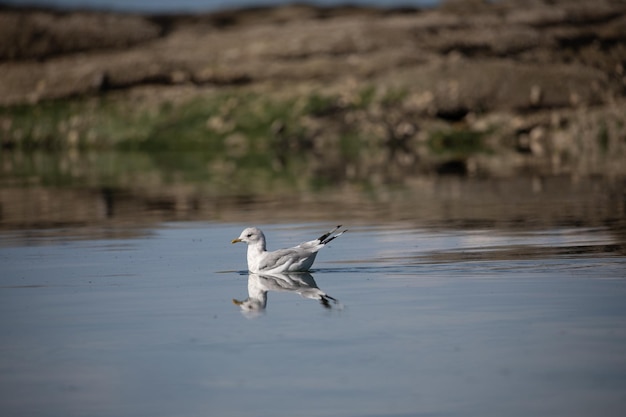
[2,0,625,104]
[1,0,626,180]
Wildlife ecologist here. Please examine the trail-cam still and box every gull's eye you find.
[246,233,252,237]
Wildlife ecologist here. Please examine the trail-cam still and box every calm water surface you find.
[1,221,625,417]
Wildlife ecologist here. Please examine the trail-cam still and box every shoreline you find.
[1,0,625,181]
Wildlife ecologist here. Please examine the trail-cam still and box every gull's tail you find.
[317,225,347,245]
[320,294,338,309]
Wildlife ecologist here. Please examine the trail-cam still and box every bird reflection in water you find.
[233,272,341,316]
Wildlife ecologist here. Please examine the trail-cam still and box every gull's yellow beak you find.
[232,298,244,305]
[231,238,242,244]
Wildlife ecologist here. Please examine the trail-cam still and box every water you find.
[1,220,625,417]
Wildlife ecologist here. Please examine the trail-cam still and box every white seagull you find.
[231,225,346,273]
[232,272,340,315]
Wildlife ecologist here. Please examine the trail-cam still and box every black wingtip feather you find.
[319,227,347,245]
[316,225,341,243]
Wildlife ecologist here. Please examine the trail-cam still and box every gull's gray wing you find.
[257,247,314,271]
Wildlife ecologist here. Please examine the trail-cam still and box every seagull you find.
[232,272,340,315]
[231,225,346,273]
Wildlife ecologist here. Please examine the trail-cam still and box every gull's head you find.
[231,227,265,245]
[232,297,267,318]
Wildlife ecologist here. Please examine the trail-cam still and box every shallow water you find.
[1,221,625,417]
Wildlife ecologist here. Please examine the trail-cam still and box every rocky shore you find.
[1,0,626,181]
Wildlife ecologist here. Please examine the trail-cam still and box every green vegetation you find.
[0,89,372,190]
[303,92,340,116]
[427,128,488,156]
[1,90,305,152]
[0,87,392,165]
[0,85,503,192]
[354,85,377,109]
[0,86,433,159]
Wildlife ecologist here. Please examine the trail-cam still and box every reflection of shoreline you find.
[233,272,340,316]
[1,174,624,235]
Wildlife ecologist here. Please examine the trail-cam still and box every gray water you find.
[1,221,625,417]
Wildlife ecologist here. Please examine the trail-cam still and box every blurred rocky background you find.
[0,0,625,231]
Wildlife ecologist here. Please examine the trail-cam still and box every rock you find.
[0,10,162,61]
[1,0,624,107]
[0,0,621,104]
